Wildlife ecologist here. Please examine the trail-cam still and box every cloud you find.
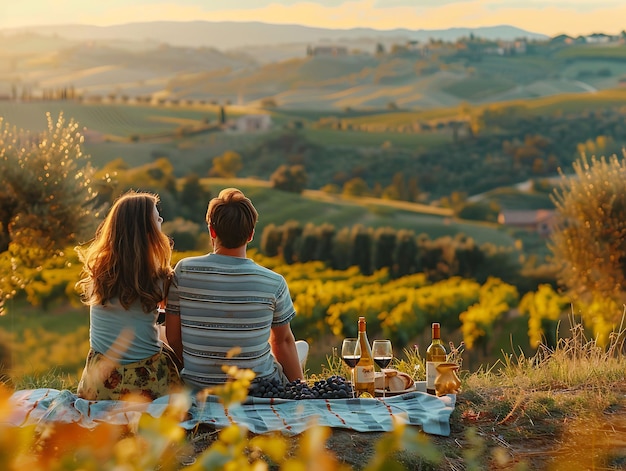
[374,0,469,6]
[190,0,352,8]
[374,0,625,12]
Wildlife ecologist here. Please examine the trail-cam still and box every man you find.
[166,188,303,389]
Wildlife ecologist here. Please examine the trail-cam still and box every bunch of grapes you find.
[248,375,352,400]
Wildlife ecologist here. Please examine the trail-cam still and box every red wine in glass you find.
[343,355,361,368]
[341,338,361,398]
[372,339,393,398]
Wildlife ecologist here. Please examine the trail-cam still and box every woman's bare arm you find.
[165,313,183,366]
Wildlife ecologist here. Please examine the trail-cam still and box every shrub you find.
[270,164,308,193]
[550,152,626,342]
[0,113,98,307]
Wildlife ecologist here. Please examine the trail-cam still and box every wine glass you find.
[372,339,393,398]
[341,338,361,399]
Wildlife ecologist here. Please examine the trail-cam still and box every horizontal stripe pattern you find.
[167,253,295,388]
[10,388,456,437]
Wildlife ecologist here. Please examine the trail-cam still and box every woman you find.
[75,190,183,401]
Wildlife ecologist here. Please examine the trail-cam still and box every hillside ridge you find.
[0,21,548,50]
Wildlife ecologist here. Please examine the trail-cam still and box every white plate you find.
[375,384,416,397]
[375,381,426,397]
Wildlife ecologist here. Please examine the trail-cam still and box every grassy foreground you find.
[2,314,626,470]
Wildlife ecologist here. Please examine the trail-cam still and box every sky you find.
[1,0,624,37]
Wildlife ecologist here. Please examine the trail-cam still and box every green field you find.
[477,187,555,210]
[490,88,626,116]
[287,86,626,129]
[301,128,450,149]
[201,179,518,250]
[442,75,517,100]
[554,44,626,60]
[0,300,88,336]
[0,101,218,138]
[85,129,266,173]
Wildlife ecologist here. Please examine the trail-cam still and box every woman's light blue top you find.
[90,299,161,364]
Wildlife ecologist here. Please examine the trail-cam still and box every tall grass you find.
[468,313,626,392]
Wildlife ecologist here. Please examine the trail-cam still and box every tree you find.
[407,176,420,202]
[270,165,308,193]
[457,202,499,222]
[350,225,372,275]
[342,178,369,197]
[179,173,212,224]
[146,158,177,193]
[210,151,243,178]
[280,221,303,265]
[260,223,283,257]
[298,223,318,263]
[332,227,352,270]
[417,236,456,281]
[373,227,396,272]
[0,113,98,308]
[550,152,626,343]
[161,218,203,252]
[394,229,417,278]
[315,223,336,265]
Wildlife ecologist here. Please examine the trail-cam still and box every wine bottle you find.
[355,316,375,397]
[426,322,447,395]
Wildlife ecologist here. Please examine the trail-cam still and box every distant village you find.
[306,31,626,58]
[4,29,625,105]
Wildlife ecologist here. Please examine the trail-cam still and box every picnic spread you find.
[7,387,456,437]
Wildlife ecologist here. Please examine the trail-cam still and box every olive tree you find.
[549,152,626,342]
[270,164,308,194]
[210,151,242,178]
[0,113,98,309]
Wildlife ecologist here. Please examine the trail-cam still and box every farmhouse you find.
[310,45,348,56]
[497,209,556,237]
[496,40,527,55]
[584,33,613,43]
[235,114,272,132]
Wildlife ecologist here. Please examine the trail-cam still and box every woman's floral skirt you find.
[77,346,183,401]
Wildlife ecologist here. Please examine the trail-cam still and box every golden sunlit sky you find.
[0,0,624,37]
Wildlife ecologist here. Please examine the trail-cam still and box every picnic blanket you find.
[7,388,456,437]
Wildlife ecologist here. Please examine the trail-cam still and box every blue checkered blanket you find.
[7,388,455,436]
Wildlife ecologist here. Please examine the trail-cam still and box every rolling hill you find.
[0,24,623,111]
[1,22,548,53]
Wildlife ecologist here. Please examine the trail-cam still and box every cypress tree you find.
[394,229,417,277]
[260,223,283,257]
[280,221,302,265]
[350,225,372,275]
[373,227,397,272]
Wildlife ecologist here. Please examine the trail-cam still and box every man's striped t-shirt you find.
[166,253,296,389]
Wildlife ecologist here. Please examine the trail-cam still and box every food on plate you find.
[374,369,414,392]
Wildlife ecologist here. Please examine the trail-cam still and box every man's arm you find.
[269,323,304,381]
[165,313,183,366]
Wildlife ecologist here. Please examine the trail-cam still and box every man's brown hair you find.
[206,188,258,248]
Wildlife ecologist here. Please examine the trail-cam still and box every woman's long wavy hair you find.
[76,191,173,313]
